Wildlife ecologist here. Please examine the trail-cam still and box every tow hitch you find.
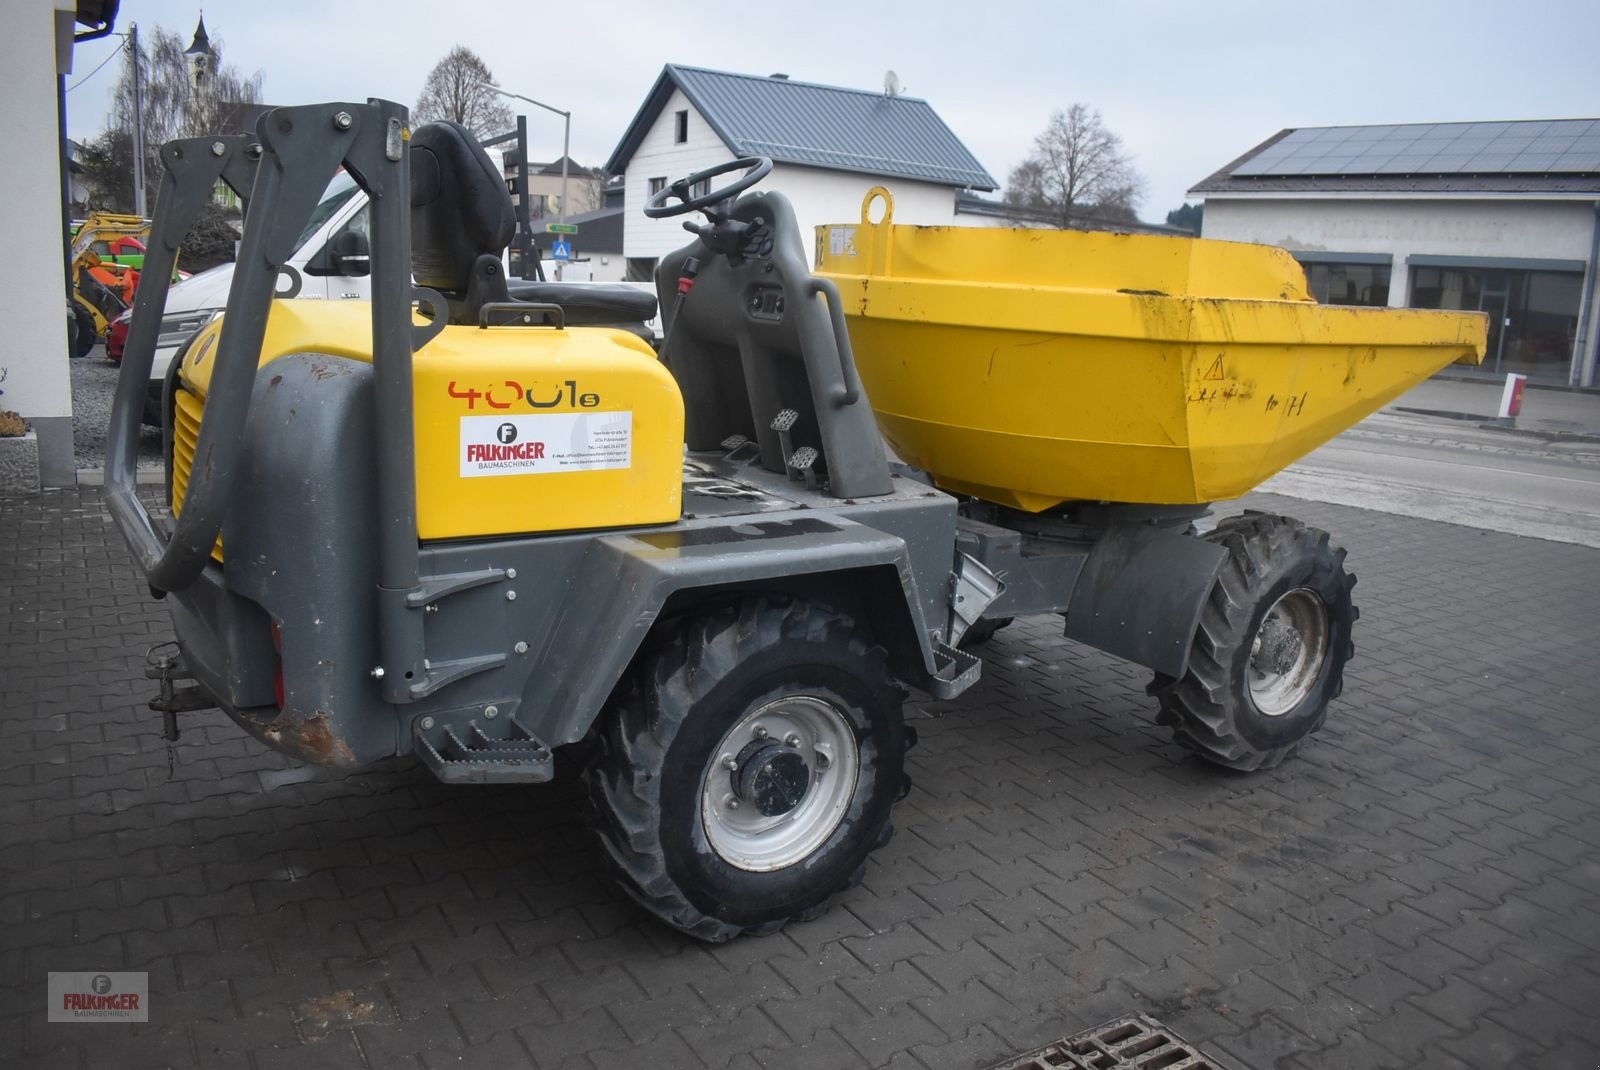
[144,642,217,743]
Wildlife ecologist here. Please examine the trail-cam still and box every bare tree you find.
[415,46,513,137]
[108,24,263,211]
[1004,104,1145,229]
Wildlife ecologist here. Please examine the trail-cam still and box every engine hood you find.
[164,262,236,315]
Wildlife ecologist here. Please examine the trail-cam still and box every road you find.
[1256,410,1600,548]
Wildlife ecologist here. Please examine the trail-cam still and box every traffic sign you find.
[551,238,573,261]
[546,223,579,234]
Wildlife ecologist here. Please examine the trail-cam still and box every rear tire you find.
[1150,513,1357,771]
[587,598,908,942]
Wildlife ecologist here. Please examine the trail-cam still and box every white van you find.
[139,171,657,423]
[137,172,371,420]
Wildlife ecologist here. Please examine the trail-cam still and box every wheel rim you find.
[700,695,860,872]
[1247,587,1330,716]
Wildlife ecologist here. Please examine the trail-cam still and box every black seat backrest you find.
[410,120,516,294]
[407,121,659,333]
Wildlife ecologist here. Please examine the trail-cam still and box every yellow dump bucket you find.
[816,190,1487,510]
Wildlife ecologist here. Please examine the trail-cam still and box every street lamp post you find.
[480,83,570,230]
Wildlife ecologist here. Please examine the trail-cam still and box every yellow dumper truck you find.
[106,101,1484,941]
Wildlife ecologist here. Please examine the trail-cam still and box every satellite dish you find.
[884,70,901,98]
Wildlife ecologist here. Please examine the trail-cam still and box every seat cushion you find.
[506,282,657,326]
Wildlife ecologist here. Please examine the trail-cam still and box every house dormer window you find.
[675,110,689,143]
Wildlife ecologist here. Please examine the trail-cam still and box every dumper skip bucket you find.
[816,189,1487,510]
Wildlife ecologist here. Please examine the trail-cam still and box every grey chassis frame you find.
[104,98,1226,783]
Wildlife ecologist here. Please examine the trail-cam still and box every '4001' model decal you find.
[447,379,602,410]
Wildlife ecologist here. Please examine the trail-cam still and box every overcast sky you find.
[63,0,1600,220]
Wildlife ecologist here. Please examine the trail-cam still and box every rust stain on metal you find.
[260,709,357,765]
[308,357,348,382]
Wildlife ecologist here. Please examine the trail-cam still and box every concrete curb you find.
[76,467,165,486]
[1389,406,1600,445]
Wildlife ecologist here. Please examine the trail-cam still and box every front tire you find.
[1150,513,1357,771]
[70,304,98,359]
[587,599,907,941]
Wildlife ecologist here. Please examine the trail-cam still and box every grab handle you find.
[804,277,861,407]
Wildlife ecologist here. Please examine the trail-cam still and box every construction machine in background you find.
[68,213,156,357]
[106,100,1485,942]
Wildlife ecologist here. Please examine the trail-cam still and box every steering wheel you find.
[643,156,773,218]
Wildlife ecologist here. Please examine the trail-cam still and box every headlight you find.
[156,308,223,348]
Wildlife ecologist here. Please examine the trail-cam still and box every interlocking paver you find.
[4,485,1599,1069]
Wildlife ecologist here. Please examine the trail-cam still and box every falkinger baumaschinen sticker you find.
[460,412,633,477]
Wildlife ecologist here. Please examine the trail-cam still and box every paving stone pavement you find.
[2,487,1597,1070]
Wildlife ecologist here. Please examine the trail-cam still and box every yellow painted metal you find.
[176,301,684,542]
[817,190,1488,510]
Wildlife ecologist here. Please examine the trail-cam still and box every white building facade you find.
[607,68,998,281]
[1192,122,1600,387]
[2,0,88,487]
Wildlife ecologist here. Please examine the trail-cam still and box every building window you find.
[674,110,688,144]
[1300,261,1391,307]
[690,178,711,200]
[648,177,667,197]
[1410,265,1583,382]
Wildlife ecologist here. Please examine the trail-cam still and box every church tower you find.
[184,15,213,92]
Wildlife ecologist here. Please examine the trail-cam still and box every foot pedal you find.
[414,707,555,784]
[788,446,819,490]
[769,409,804,480]
[928,640,982,700]
[719,433,757,461]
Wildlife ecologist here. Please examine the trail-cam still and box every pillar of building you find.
[0,0,79,488]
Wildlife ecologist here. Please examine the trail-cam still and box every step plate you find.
[414,709,555,785]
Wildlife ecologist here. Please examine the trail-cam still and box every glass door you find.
[1478,279,1510,375]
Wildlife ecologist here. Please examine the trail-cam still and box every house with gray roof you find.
[604,65,998,278]
[1189,119,1600,387]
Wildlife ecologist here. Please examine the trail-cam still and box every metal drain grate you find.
[983,1013,1237,1070]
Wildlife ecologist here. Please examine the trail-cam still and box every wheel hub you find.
[700,696,861,872]
[1247,587,1331,716]
[731,740,810,817]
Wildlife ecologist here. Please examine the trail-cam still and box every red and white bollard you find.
[1497,372,1527,425]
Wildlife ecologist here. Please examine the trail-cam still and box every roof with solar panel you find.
[1190,119,1600,196]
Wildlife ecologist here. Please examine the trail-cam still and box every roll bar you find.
[106,99,434,703]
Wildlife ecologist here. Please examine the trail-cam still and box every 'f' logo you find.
[497,423,518,444]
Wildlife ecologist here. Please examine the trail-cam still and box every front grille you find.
[170,387,223,562]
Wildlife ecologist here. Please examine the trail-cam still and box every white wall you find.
[622,89,737,262]
[0,0,75,485]
[769,164,963,265]
[1200,197,1595,306]
[577,255,624,283]
[620,88,970,265]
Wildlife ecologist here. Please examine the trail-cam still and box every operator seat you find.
[408,121,655,330]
